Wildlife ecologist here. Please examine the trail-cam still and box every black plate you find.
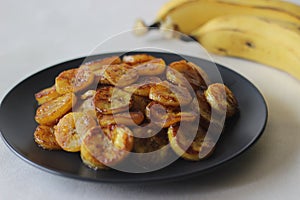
[0,52,267,183]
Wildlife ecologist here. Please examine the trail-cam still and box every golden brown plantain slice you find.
[123,76,161,97]
[168,60,210,90]
[34,125,61,150]
[189,91,224,136]
[97,111,144,127]
[80,90,96,100]
[74,90,97,118]
[35,85,61,105]
[55,66,95,94]
[191,91,212,130]
[54,112,96,152]
[81,125,134,169]
[94,86,132,114]
[133,127,169,153]
[104,124,134,150]
[35,93,76,125]
[204,83,238,117]
[82,56,121,71]
[130,94,151,114]
[76,98,97,119]
[145,101,196,128]
[82,56,121,85]
[80,137,108,170]
[149,81,192,107]
[166,67,190,89]
[168,123,216,161]
[93,66,112,85]
[134,58,166,76]
[122,54,155,65]
[104,63,139,87]
[132,126,174,169]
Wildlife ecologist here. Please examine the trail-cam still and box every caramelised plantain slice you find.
[130,94,151,114]
[134,58,166,76]
[97,111,144,127]
[35,85,61,105]
[94,86,132,114]
[167,60,210,90]
[104,63,139,87]
[132,126,175,169]
[166,67,190,89]
[122,54,155,65]
[145,101,197,128]
[54,112,96,152]
[133,127,169,153]
[123,76,161,97]
[81,125,134,170]
[189,91,224,131]
[204,83,238,118]
[149,81,192,107]
[35,93,76,125]
[80,89,96,100]
[80,135,108,170]
[82,57,121,85]
[81,56,121,71]
[191,91,212,130]
[93,66,112,85]
[74,90,97,118]
[55,66,95,94]
[103,124,134,150]
[34,125,61,150]
[168,123,216,161]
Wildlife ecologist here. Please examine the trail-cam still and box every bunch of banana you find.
[134,0,300,80]
[192,15,300,80]
[153,0,300,34]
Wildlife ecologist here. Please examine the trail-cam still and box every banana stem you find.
[133,19,197,42]
[133,19,159,36]
[149,22,160,28]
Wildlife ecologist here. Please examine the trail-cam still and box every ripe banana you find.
[191,14,300,80]
[155,0,300,34]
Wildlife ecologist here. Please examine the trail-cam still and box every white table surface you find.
[1,0,300,199]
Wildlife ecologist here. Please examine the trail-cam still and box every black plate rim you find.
[0,51,268,183]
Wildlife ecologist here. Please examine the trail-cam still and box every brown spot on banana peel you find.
[245,41,255,48]
[217,48,228,55]
[187,29,255,55]
[198,31,300,80]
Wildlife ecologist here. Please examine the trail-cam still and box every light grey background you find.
[1,0,300,199]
